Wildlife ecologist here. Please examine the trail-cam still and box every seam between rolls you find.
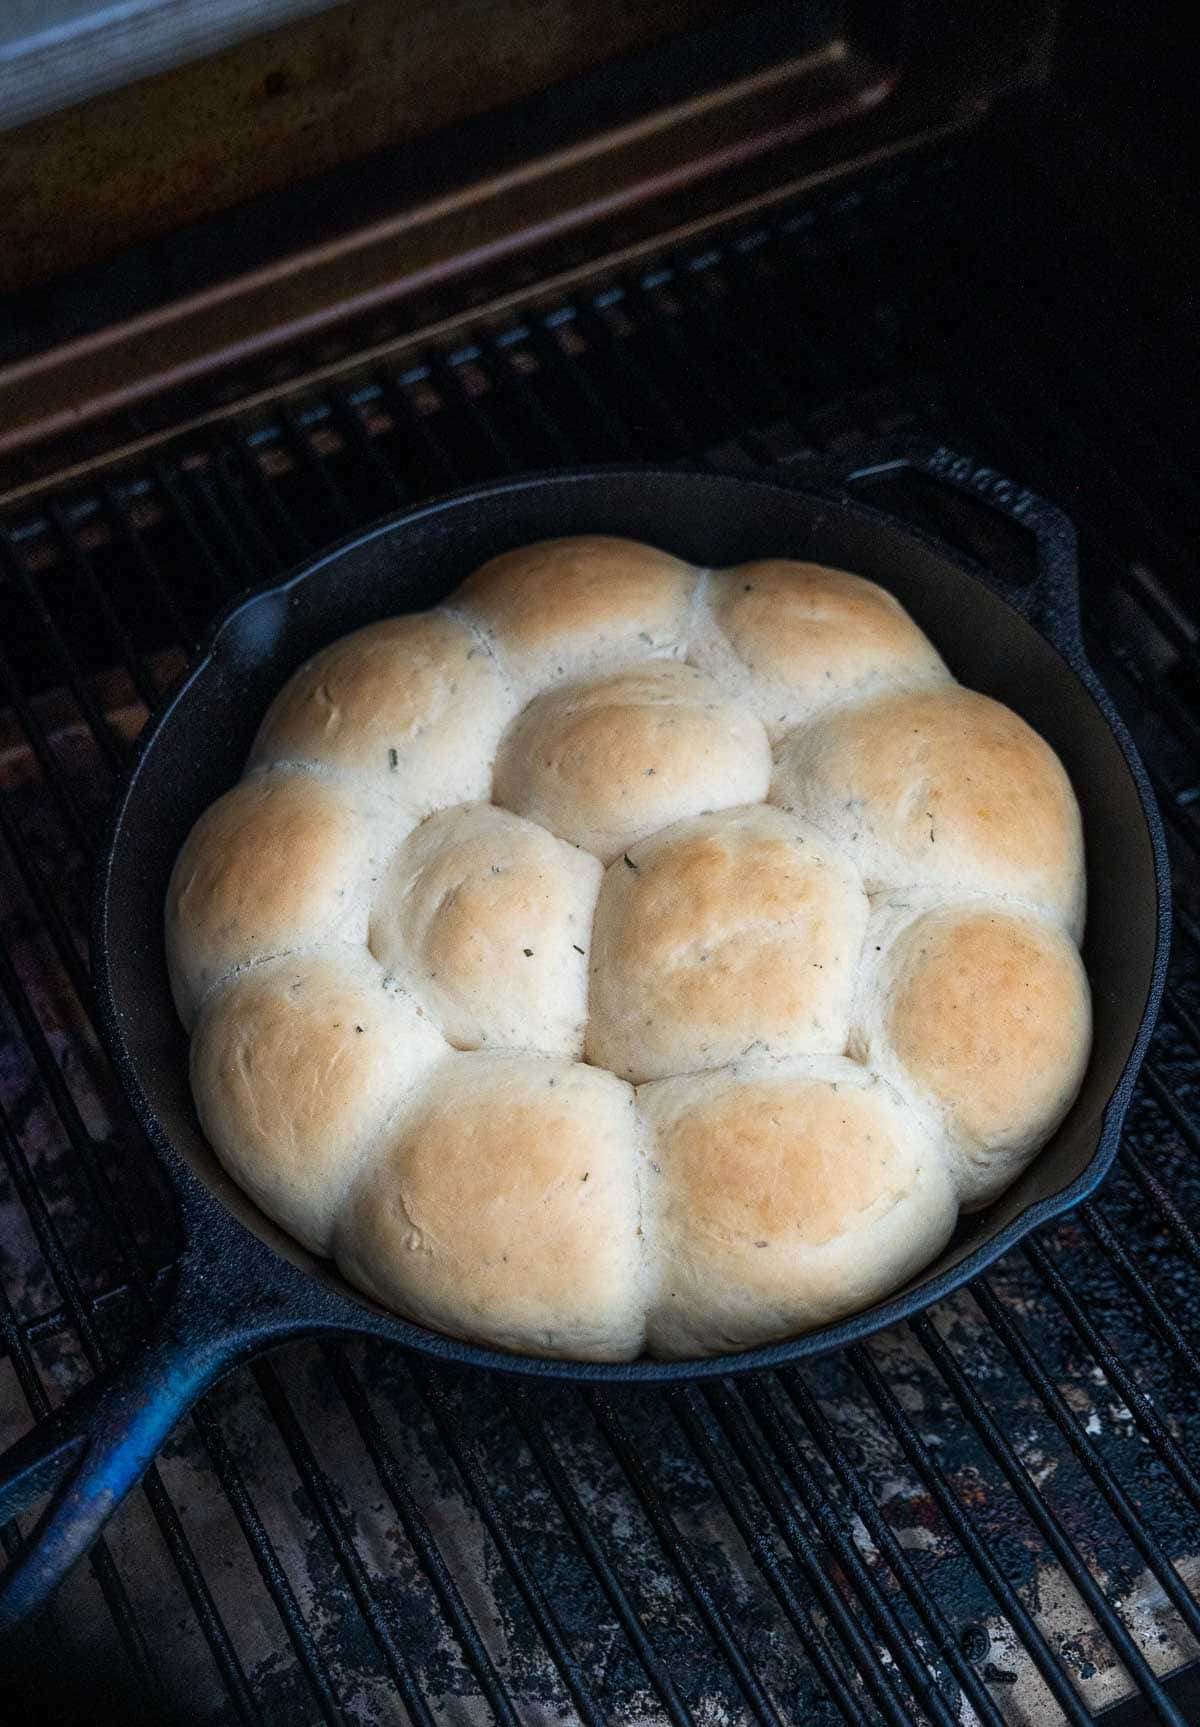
[681,564,711,663]
[327,1045,458,1260]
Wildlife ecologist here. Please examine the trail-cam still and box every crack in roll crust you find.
[169,536,1091,1360]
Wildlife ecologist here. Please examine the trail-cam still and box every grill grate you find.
[2,126,1199,1725]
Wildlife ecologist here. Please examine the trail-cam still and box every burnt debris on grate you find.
[1,137,1200,1726]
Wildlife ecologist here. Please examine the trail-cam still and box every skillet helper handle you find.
[799,437,1084,655]
[0,1243,306,1635]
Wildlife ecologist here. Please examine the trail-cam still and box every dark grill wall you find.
[1,109,1199,1725]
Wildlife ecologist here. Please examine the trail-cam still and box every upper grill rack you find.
[1,133,1199,1725]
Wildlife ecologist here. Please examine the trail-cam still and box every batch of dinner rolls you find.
[167,536,1091,1360]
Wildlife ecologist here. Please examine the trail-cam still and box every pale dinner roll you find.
[454,535,698,699]
[493,661,772,863]
[165,766,389,1028]
[249,612,517,820]
[587,805,868,1082]
[170,531,1092,1362]
[690,559,949,737]
[191,949,447,1253]
[851,896,1092,1208]
[369,802,602,1056]
[771,685,1086,938]
[335,1054,646,1359]
[641,1058,958,1357]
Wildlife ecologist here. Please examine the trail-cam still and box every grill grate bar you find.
[584,1387,788,1727]
[190,1397,348,1727]
[1024,1238,1200,1513]
[1121,1145,1200,1271]
[44,503,164,712]
[970,1277,1200,1644]
[277,407,359,532]
[665,1385,888,1727]
[206,442,293,575]
[328,389,411,508]
[736,1375,961,1727]
[373,373,461,489]
[102,482,195,645]
[219,435,316,564]
[700,1377,922,1726]
[1141,1063,1200,1159]
[409,1361,609,1727]
[779,1367,1008,1727]
[910,1312,1191,1727]
[504,1382,697,1727]
[1082,1208,1200,1383]
[431,356,523,475]
[1161,988,1200,1061]
[0,637,97,856]
[849,1343,1098,1726]
[251,1357,440,1727]
[151,458,255,594]
[0,1098,259,1721]
[0,539,128,774]
[0,794,91,1008]
[322,1344,524,1727]
[0,934,150,1284]
[0,1282,160,1693]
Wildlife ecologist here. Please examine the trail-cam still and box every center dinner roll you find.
[335,1054,647,1359]
[771,684,1086,938]
[369,801,602,1056]
[493,661,772,863]
[641,1059,958,1357]
[170,531,1092,1361]
[587,805,868,1082]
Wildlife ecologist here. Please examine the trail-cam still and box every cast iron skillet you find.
[0,443,1171,1629]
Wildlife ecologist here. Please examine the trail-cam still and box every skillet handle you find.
[796,437,1084,656]
[0,1234,313,1635]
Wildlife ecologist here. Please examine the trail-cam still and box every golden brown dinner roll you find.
[335,1054,646,1358]
[249,612,517,819]
[493,661,772,863]
[369,802,602,1056]
[587,805,868,1082]
[690,560,949,737]
[165,766,389,1028]
[641,1058,957,1357]
[851,896,1091,1208]
[191,949,448,1253]
[771,685,1086,938]
[454,535,698,699]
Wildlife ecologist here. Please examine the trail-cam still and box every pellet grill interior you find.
[1,50,1199,1727]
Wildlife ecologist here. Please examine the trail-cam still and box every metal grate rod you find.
[911,1312,1190,1727]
